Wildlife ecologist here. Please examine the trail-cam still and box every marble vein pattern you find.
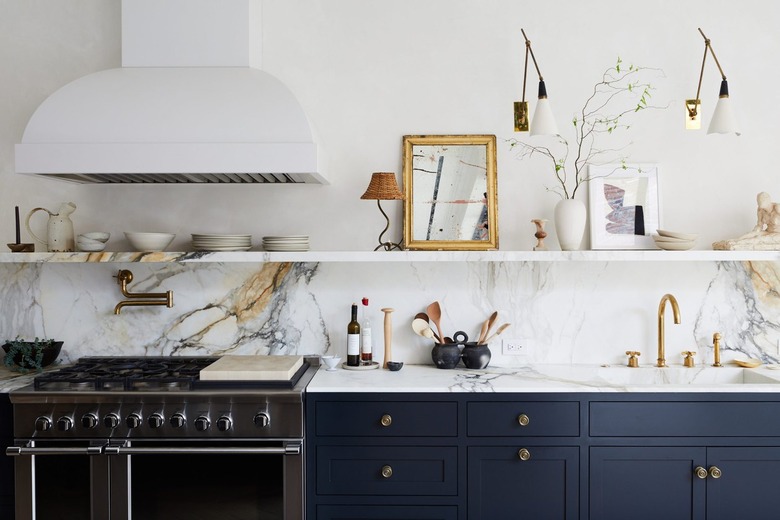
[0,259,779,371]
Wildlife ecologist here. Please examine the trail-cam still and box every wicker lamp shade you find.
[360,172,404,200]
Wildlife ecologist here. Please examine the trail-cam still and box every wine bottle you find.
[361,297,372,363]
[347,303,360,366]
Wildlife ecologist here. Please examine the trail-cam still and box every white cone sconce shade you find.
[529,81,559,136]
[707,81,740,135]
[687,28,740,136]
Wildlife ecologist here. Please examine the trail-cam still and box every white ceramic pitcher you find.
[25,202,77,252]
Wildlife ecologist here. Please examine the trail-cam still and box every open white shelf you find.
[1,249,779,264]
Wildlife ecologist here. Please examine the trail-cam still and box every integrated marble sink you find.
[532,365,780,386]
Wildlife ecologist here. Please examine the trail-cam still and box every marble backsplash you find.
[1,260,779,368]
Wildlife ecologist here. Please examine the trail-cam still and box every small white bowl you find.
[124,232,176,252]
[77,241,106,252]
[321,355,342,371]
[79,232,110,243]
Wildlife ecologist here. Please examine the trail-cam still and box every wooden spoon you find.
[483,323,510,344]
[426,301,445,342]
[483,311,498,342]
[412,317,441,343]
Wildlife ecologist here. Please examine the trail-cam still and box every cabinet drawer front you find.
[316,401,457,437]
[467,401,580,437]
[590,401,780,437]
[316,446,457,496]
[316,505,458,520]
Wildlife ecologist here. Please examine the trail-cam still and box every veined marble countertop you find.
[0,363,68,392]
[308,363,780,393]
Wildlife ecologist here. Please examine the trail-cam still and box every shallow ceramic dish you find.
[656,229,698,241]
[124,232,175,252]
[77,241,106,252]
[654,240,695,251]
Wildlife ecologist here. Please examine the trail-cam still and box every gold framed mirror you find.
[402,135,498,250]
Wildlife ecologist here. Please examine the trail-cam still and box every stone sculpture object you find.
[713,192,780,250]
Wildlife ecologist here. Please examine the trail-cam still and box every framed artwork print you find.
[588,164,660,250]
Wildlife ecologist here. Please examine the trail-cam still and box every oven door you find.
[105,439,303,520]
[6,439,111,520]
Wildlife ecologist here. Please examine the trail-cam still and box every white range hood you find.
[15,0,326,184]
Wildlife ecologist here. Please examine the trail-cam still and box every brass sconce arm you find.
[114,269,174,315]
[688,27,728,119]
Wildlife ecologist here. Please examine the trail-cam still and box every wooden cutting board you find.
[199,355,304,381]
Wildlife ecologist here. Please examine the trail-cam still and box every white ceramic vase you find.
[554,198,587,251]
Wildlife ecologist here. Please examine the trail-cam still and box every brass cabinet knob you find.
[709,466,722,479]
[380,414,392,427]
[518,448,531,461]
[381,465,393,478]
[694,466,708,479]
[517,414,530,426]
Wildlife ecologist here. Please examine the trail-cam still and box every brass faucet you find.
[114,269,173,315]
[712,332,723,367]
[657,294,681,367]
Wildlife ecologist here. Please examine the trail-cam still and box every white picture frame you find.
[588,164,660,250]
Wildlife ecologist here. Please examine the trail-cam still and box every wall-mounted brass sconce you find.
[514,28,559,135]
[686,28,740,135]
[114,269,173,315]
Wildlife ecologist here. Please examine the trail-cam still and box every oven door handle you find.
[6,444,104,456]
[104,442,301,456]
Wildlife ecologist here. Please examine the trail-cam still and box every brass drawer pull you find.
[381,465,393,478]
[380,414,392,427]
[517,414,530,427]
[694,466,708,479]
[709,466,722,479]
[518,448,531,461]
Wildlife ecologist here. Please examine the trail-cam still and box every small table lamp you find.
[360,172,404,251]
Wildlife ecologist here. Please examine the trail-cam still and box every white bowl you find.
[124,232,176,252]
[321,355,342,371]
[77,240,106,252]
[79,232,110,243]
[656,229,698,241]
[77,236,105,247]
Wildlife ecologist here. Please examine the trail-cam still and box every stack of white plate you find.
[262,235,310,252]
[191,234,252,251]
[652,229,698,251]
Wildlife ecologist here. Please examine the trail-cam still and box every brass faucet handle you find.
[626,351,641,368]
[682,351,696,367]
[712,332,723,367]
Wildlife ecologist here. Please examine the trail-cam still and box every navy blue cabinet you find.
[307,392,780,520]
[468,446,579,520]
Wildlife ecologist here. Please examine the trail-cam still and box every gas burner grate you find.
[32,356,309,391]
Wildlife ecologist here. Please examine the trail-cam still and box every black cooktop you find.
[33,356,308,392]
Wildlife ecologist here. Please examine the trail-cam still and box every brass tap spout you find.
[114,269,174,315]
[712,332,723,367]
[657,294,681,367]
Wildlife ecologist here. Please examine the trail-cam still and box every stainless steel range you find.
[6,356,317,520]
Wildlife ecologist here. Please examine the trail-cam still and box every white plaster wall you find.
[0,0,777,252]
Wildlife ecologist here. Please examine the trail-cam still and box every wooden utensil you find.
[426,301,445,342]
[412,318,439,342]
[483,323,510,344]
[483,311,498,342]
[381,308,394,369]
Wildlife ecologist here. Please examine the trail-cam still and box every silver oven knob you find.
[195,416,211,432]
[35,416,51,432]
[170,413,186,428]
[57,417,73,432]
[126,413,142,429]
[81,414,99,429]
[104,413,120,429]
[216,416,232,432]
[253,412,270,428]
[148,413,164,429]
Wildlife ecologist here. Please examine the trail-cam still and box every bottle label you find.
[347,334,360,356]
[361,329,372,353]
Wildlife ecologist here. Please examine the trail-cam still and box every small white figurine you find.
[713,192,780,250]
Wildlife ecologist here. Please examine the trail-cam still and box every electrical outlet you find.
[502,338,526,355]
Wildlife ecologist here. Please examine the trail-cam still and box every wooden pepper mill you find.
[381,308,394,369]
